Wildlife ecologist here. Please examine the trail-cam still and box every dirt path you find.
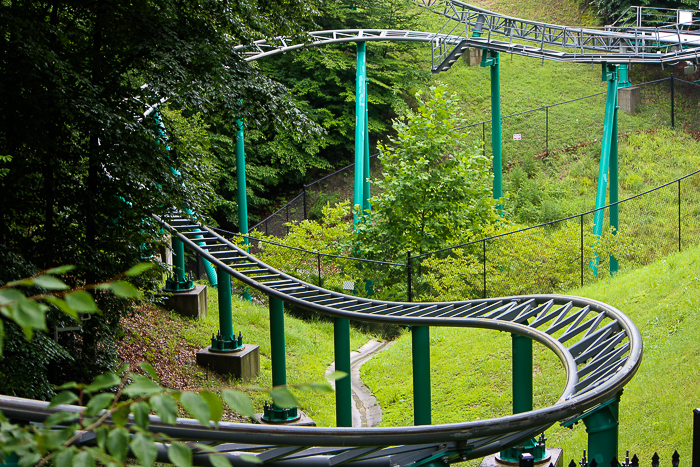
[325,339,393,428]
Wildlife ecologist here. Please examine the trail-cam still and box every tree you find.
[355,86,498,260]
[0,0,320,392]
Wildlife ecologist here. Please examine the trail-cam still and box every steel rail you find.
[0,212,642,465]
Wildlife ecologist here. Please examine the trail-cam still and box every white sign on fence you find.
[513,134,522,141]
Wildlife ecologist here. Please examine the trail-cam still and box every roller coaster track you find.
[0,212,642,465]
[232,2,700,73]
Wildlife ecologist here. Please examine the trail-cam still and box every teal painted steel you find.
[270,296,287,388]
[592,64,619,275]
[210,267,240,352]
[512,333,533,414]
[583,395,620,467]
[484,50,503,213]
[412,325,431,426]
[236,118,251,300]
[618,64,631,88]
[334,317,352,427]
[173,237,187,283]
[610,98,619,275]
[354,42,368,224]
[363,82,371,215]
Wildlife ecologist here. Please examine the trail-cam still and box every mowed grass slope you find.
[362,244,700,463]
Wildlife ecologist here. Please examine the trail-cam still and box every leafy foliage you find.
[355,86,498,260]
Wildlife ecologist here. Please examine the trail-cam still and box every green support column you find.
[354,42,368,224]
[164,237,194,292]
[591,64,619,276]
[334,317,352,427]
[412,325,431,426]
[512,333,533,414]
[609,94,620,275]
[583,395,620,467]
[363,81,371,215]
[263,296,300,422]
[235,118,251,301]
[481,50,503,214]
[499,332,547,464]
[209,268,243,351]
[618,64,632,88]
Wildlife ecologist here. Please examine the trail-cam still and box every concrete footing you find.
[163,284,207,319]
[252,411,316,426]
[196,344,260,381]
[464,47,483,66]
[618,86,641,113]
[480,448,563,467]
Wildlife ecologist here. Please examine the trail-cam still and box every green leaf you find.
[179,392,211,427]
[4,278,35,288]
[123,374,163,397]
[85,393,115,416]
[131,401,151,429]
[221,390,255,417]
[56,381,79,390]
[108,280,142,298]
[32,275,69,290]
[150,394,178,425]
[168,442,193,467]
[0,288,25,305]
[107,427,129,463]
[131,432,157,467]
[306,382,333,393]
[45,265,76,275]
[138,362,160,382]
[73,450,95,467]
[111,404,130,427]
[239,454,263,464]
[326,370,347,381]
[44,412,79,426]
[18,453,41,467]
[86,372,121,393]
[44,296,78,319]
[48,390,79,408]
[54,446,76,467]
[16,299,48,333]
[200,391,223,423]
[126,263,154,276]
[269,387,298,409]
[208,454,232,467]
[64,290,98,313]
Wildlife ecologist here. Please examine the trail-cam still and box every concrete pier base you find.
[163,284,207,319]
[618,86,641,113]
[464,47,483,66]
[196,344,260,381]
[480,448,563,467]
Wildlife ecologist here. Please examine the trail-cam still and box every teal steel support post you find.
[412,325,431,426]
[354,42,368,224]
[618,64,631,88]
[582,394,620,467]
[499,332,545,464]
[334,317,352,427]
[165,237,194,291]
[236,118,251,301]
[591,63,619,276]
[210,267,243,352]
[269,296,286,387]
[610,93,620,275]
[512,333,533,414]
[363,82,371,215]
[481,50,503,213]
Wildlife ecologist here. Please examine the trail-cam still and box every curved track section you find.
[232,7,700,72]
[129,212,636,465]
[0,211,643,466]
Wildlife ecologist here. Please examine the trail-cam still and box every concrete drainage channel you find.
[325,339,394,427]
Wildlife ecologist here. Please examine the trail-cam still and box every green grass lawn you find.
[363,244,700,464]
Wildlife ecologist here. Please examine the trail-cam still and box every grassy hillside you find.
[363,244,700,464]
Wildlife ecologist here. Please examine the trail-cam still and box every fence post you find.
[679,179,682,252]
[671,73,675,128]
[580,214,584,287]
[286,205,290,236]
[303,184,307,220]
[545,106,549,154]
[407,250,412,303]
[692,408,700,467]
[483,239,487,299]
[317,253,322,287]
